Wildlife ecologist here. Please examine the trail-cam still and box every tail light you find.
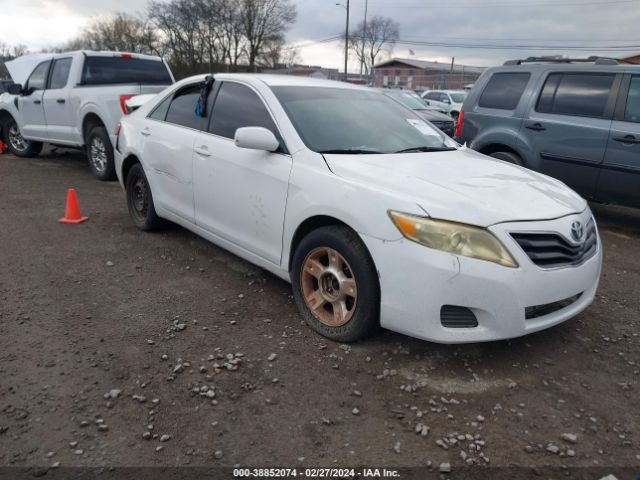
[119,95,135,115]
[454,110,465,138]
[120,53,133,59]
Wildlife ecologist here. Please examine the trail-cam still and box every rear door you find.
[140,84,203,223]
[597,74,640,207]
[18,60,51,139]
[520,71,619,198]
[43,57,74,143]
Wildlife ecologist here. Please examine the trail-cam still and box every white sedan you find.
[114,74,601,344]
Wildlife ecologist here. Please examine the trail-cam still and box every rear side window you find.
[624,76,640,123]
[478,72,530,110]
[209,82,279,140]
[81,56,172,85]
[164,86,201,129]
[49,58,72,89]
[536,73,615,118]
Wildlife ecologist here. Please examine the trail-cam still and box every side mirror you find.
[424,100,431,105]
[234,127,279,152]
[8,83,23,95]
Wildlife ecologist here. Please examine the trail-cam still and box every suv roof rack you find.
[504,56,621,66]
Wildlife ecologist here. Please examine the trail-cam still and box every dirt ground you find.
[0,149,639,480]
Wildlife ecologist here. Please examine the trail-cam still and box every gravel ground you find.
[0,149,639,479]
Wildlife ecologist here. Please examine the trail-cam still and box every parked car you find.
[0,51,174,180]
[377,88,455,136]
[457,57,640,209]
[115,74,601,344]
[421,90,467,119]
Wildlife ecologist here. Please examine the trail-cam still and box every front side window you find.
[624,76,640,123]
[272,86,457,154]
[49,58,72,90]
[164,85,201,129]
[209,82,279,140]
[536,73,615,118]
[25,61,51,93]
[478,72,530,110]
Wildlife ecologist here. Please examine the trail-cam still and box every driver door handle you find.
[525,121,546,131]
[56,98,65,104]
[194,146,211,157]
[613,134,640,144]
[33,100,41,105]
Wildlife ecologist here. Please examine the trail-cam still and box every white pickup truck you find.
[0,51,174,180]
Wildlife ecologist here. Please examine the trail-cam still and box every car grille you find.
[511,220,597,268]
[525,293,583,320]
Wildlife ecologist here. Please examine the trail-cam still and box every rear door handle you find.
[33,100,41,105]
[140,129,151,137]
[194,146,211,157]
[525,122,546,131]
[56,98,65,104]
[613,134,640,144]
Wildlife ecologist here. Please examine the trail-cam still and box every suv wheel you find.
[291,226,380,342]
[489,151,524,166]
[3,118,43,157]
[87,126,116,181]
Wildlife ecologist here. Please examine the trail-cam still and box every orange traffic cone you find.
[58,188,89,224]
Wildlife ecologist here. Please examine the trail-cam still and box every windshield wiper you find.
[318,148,383,155]
[395,146,457,154]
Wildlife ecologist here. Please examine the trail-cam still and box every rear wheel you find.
[489,151,524,166]
[3,118,43,157]
[87,125,116,181]
[125,163,163,231]
[291,226,380,342]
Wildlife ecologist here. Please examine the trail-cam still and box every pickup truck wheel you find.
[291,226,380,342]
[3,119,43,157]
[87,126,116,181]
[489,151,524,166]
[125,163,163,231]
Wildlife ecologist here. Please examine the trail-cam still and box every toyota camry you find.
[114,74,601,343]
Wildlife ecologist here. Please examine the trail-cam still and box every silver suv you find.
[457,57,640,208]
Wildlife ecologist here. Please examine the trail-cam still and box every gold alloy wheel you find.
[300,247,357,327]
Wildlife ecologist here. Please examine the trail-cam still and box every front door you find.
[193,81,292,265]
[43,57,74,143]
[597,74,640,207]
[520,72,618,198]
[18,60,50,139]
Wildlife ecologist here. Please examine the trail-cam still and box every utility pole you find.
[344,0,350,81]
[360,0,368,77]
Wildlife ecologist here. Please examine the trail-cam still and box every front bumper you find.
[361,210,602,343]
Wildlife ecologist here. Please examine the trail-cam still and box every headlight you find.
[388,211,518,268]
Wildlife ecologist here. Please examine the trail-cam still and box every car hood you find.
[5,54,53,85]
[324,147,587,226]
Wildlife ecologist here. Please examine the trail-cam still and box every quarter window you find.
[536,73,615,118]
[149,95,172,121]
[624,76,640,123]
[25,61,51,93]
[49,58,72,90]
[164,85,201,129]
[478,72,530,110]
[209,82,279,141]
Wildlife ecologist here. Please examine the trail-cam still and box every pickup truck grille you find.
[511,220,597,268]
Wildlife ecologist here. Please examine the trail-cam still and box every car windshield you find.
[384,90,429,111]
[271,86,457,154]
[449,93,467,103]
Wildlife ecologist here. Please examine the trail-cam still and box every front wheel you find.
[291,226,380,342]
[2,118,43,157]
[125,163,164,231]
[87,126,116,181]
[489,151,524,166]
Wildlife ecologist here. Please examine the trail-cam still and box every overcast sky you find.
[1,0,639,69]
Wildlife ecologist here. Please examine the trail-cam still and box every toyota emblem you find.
[571,221,584,242]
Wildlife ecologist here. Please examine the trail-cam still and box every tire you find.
[125,163,164,231]
[86,125,116,181]
[489,151,524,166]
[2,118,43,157]
[291,225,380,342]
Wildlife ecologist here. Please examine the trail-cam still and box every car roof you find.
[484,63,640,74]
[215,73,363,89]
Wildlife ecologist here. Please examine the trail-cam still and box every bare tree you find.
[349,16,399,75]
[77,13,162,55]
[241,0,296,70]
